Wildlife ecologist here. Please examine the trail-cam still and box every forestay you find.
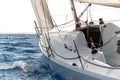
[31,0,54,33]
[74,0,120,8]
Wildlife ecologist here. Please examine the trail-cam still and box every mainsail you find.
[31,0,54,33]
[74,0,120,8]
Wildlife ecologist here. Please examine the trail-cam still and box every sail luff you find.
[74,0,120,8]
[31,0,42,33]
[31,0,54,33]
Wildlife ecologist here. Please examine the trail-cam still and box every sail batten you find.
[74,0,120,8]
[31,0,54,33]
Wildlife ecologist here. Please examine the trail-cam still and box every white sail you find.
[31,0,54,33]
[74,0,120,8]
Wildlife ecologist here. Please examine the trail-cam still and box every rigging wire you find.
[33,0,48,50]
[51,17,66,45]
[50,43,79,60]
[89,6,93,22]
[103,33,118,47]
[39,1,120,70]
[41,0,55,57]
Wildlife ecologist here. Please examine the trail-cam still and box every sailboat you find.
[31,0,120,80]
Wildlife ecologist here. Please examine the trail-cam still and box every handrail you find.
[34,21,42,38]
[51,42,120,70]
[51,45,79,60]
[36,23,120,70]
[83,58,120,69]
[73,40,84,69]
[40,35,120,70]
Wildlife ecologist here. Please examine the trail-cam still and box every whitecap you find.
[13,61,28,72]
[0,62,14,70]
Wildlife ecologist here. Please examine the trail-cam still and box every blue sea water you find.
[0,34,65,80]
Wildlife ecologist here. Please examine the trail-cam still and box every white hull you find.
[40,47,116,80]
[39,24,120,80]
[39,42,117,80]
[31,0,120,79]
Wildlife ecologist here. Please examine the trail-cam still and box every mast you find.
[70,0,81,30]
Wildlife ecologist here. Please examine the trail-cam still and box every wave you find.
[3,47,18,52]
[11,42,35,47]
[0,42,11,46]
[0,42,36,48]
[2,47,40,54]
[0,54,14,62]
[0,61,28,71]
[20,49,40,53]
[0,59,64,80]
[0,63,15,70]
[0,34,63,80]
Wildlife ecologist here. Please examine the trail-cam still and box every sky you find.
[0,0,36,33]
[0,0,120,33]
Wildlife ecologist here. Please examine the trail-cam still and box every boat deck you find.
[105,51,120,67]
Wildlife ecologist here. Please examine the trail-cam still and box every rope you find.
[83,58,120,69]
[50,45,79,60]
[103,33,117,47]
[89,6,93,22]
[41,34,120,70]
[45,34,54,57]
[73,40,84,69]
[55,19,74,27]
[41,1,120,70]
[49,43,120,69]
[51,17,66,45]
[40,0,52,51]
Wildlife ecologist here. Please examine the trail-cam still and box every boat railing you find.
[34,21,120,70]
[82,58,120,70]
[34,21,42,38]
[52,45,120,70]
[73,40,84,69]
[51,40,120,70]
